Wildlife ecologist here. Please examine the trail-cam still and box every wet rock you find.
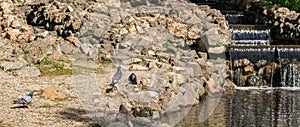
[255,59,268,68]
[264,62,277,81]
[234,58,250,67]
[244,65,255,75]
[246,75,264,87]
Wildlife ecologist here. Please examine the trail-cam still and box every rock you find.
[14,67,41,77]
[0,61,26,71]
[207,46,226,60]
[166,72,185,86]
[59,42,74,54]
[132,106,153,117]
[130,58,143,64]
[80,43,92,54]
[128,91,159,104]
[198,51,208,60]
[66,36,81,47]
[131,116,152,125]
[42,86,65,100]
[234,58,250,67]
[6,28,21,41]
[223,79,236,89]
[129,64,149,71]
[26,1,86,37]
[255,59,268,68]
[152,111,160,119]
[107,122,128,127]
[264,62,277,81]
[148,61,157,69]
[244,65,255,75]
[246,75,264,87]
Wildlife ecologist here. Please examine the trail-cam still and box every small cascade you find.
[225,14,245,24]
[232,40,270,46]
[230,28,271,46]
[277,48,300,87]
[229,47,275,87]
[231,29,270,40]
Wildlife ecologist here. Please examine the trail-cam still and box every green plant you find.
[164,40,173,48]
[37,58,72,75]
[21,47,30,54]
[101,60,112,65]
[267,0,300,12]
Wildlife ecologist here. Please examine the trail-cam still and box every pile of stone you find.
[0,2,35,42]
[246,1,300,43]
[26,1,87,37]
[73,0,230,126]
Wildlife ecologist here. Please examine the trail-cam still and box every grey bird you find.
[110,66,122,86]
[13,91,34,107]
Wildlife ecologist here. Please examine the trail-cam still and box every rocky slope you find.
[0,0,231,126]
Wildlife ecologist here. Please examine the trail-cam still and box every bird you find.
[12,91,34,107]
[128,73,137,84]
[110,66,122,86]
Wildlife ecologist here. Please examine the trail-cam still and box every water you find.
[232,40,270,46]
[229,47,275,68]
[225,14,245,24]
[231,29,270,40]
[176,89,300,127]
[277,48,300,87]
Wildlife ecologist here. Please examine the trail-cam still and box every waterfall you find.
[230,47,275,66]
[225,14,244,24]
[229,47,275,87]
[232,40,270,46]
[231,29,270,40]
[277,48,300,87]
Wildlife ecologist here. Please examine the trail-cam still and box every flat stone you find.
[128,91,159,104]
[0,61,26,71]
[59,42,74,54]
[129,64,149,71]
[14,67,41,77]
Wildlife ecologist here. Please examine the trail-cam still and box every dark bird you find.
[128,73,137,84]
[12,91,34,107]
[110,66,122,86]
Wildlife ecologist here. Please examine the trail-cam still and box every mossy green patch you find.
[164,40,173,48]
[37,58,72,76]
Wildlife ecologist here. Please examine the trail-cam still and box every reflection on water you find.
[176,89,300,127]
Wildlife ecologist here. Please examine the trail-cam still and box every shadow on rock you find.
[57,107,92,122]
[10,105,29,109]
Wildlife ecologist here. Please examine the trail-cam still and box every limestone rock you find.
[0,61,26,71]
[14,67,41,77]
[42,86,65,100]
[129,64,149,71]
[128,91,159,104]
